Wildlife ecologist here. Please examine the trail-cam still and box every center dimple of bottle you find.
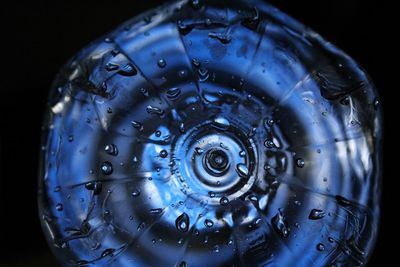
[204,148,230,176]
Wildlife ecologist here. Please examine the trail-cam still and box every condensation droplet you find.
[146,105,165,116]
[296,158,305,168]
[213,116,230,130]
[160,150,168,158]
[118,63,137,76]
[101,248,115,258]
[309,209,326,220]
[166,87,181,100]
[271,209,290,238]
[104,144,118,156]
[264,139,274,148]
[195,147,204,155]
[131,120,144,131]
[179,122,186,133]
[204,219,214,228]
[236,163,249,178]
[150,208,163,214]
[220,196,229,206]
[85,181,102,195]
[317,243,325,251]
[56,203,63,211]
[175,213,190,232]
[100,161,113,175]
[157,59,167,68]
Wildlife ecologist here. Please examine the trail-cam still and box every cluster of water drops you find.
[39,0,382,266]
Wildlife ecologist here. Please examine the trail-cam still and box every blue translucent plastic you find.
[38,0,382,266]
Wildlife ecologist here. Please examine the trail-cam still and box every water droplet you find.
[192,58,200,68]
[247,127,257,137]
[100,161,113,175]
[296,158,305,168]
[220,196,229,206]
[178,20,193,35]
[189,0,202,9]
[195,147,204,155]
[54,186,61,192]
[104,37,113,43]
[373,98,380,110]
[317,243,325,251]
[118,63,137,76]
[198,67,209,82]
[85,181,102,195]
[101,248,115,258]
[140,87,149,97]
[271,209,290,238]
[146,105,165,116]
[266,118,275,127]
[104,144,118,156]
[157,59,167,68]
[105,62,119,72]
[179,122,186,133]
[56,203,63,211]
[264,139,274,148]
[137,222,145,231]
[166,87,181,100]
[208,32,232,44]
[209,191,216,198]
[155,130,162,137]
[150,208,163,214]
[204,219,214,228]
[213,116,230,130]
[242,7,260,30]
[239,150,246,157]
[175,213,190,232]
[294,200,302,206]
[236,163,249,178]
[160,150,168,158]
[110,49,119,56]
[340,96,350,105]
[131,120,144,131]
[309,209,326,220]
[76,260,90,266]
[336,195,351,206]
[68,135,74,142]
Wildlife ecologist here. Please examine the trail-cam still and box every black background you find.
[0,0,396,266]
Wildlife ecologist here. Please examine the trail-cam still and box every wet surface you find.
[38,0,382,266]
